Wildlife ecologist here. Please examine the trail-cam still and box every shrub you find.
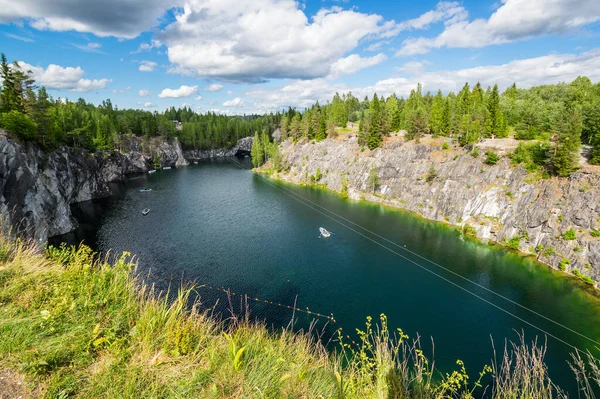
[506,236,521,251]
[442,142,449,150]
[559,258,570,271]
[510,142,549,172]
[470,148,480,158]
[484,151,499,165]
[591,230,600,237]
[562,228,577,240]
[0,110,38,140]
[462,224,477,236]
[426,166,438,182]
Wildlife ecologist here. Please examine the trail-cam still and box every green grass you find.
[1,234,599,398]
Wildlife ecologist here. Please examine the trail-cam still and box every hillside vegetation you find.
[1,233,600,398]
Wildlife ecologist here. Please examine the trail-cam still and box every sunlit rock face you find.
[273,137,600,283]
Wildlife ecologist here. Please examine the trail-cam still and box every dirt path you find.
[0,370,34,399]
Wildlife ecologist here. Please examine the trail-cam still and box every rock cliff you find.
[184,136,253,160]
[0,135,188,241]
[270,136,600,284]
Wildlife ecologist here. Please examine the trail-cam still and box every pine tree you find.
[289,114,301,141]
[485,84,507,138]
[358,119,367,147]
[279,115,289,140]
[367,94,383,149]
[429,90,444,136]
[250,132,264,167]
[551,108,582,176]
[441,98,451,136]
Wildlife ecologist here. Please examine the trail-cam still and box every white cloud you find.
[397,0,600,55]
[138,89,152,96]
[72,42,103,53]
[329,53,387,78]
[141,102,155,108]
[364,41,388,52]
[139,60,158,72]
[396,60,432,74]
[396,1,467,31]
[131,39,163,53]
[160,0,400,82]
[4,32,34,42]
[246,49,600,112]
[223,97,243,107]
[0,0,179,38]
[194,95,203,100]
[158,84,198,98]
[205,83,224,92]
[112,86,131,94]
[15,61,111,92]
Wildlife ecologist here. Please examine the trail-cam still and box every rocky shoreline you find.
[265,136,600,285]
[0,134,251,241]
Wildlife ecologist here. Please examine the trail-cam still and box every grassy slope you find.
[0,234,598,398]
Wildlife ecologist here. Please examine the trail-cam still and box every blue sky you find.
[0,0,598,114]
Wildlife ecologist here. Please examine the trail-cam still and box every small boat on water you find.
[319,227,331,238]
[139,188,152,192]
[148,170,156,174]
[141,208,150,215]
[163,166,172,170]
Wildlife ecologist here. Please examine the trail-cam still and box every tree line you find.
[0,53,278,152]
[275,77,600,177]
[2,51,599,176]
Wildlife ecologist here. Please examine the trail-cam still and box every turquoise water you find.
[58,158,600,394]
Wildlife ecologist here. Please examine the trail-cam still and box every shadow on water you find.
[51,157,600,396]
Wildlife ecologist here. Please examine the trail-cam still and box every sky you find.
[0,0,599,115]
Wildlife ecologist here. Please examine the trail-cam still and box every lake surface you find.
[57,158,600,394]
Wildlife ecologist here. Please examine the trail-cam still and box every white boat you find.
[163,166,172,170]
[319,227,331,238]
[148,170,156,174]
[139,188,152,192]
[141,208,150,215]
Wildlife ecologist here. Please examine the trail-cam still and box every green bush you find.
[562,228,577,240]
[470,148,480,158]
[591,230,600,237]
[559,258,570,271]
[426,166,438,182]
[510,142,549,172]
[462,224,477,236]
[0,110,38,140]
[442,142,449,150]
[506,236,521,250]
[484,151,499,165]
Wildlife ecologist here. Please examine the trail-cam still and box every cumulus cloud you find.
[223,97,243,107]
[160,0,400,82]
[0,0,179,38]
[397,0,600,55]
[138,89,152,97]
[329,53,387,78]
[158,85,198,98]
[139,60,158,72]
[194,95,203,100]
[246,49,600,112]
[15,61,111,92]
[205,84,223,92]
